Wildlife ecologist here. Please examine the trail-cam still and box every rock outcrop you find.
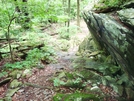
[83,1,134,81]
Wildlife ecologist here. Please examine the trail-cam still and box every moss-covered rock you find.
[93,0,133,12]
[6,88,20,97]
[9,70,22,79]
[82,1,134,100]
[22,69,32,78]
[53,93,100,101]
[117,8,134,29]
[9,79,22,89]
[83,3,134,81]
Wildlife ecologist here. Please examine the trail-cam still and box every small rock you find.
[9,70,22,79]
[9,79,22,89]
[6,88,20,97]
[18,89,25,93]
[90,86,100,92]
[22,69,32,78]
[117,8,134,28]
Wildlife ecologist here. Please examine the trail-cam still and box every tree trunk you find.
[15,0,30,29]
[6,16,16,63]
[22,0,30,29]
[67,0,71,32]
[77,0,80,27]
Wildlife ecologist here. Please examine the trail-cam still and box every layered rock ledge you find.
[83,1,134,81]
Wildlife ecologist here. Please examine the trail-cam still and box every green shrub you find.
[4,46,55,70]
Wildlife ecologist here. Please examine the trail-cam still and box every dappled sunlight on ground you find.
[11,20,89,101]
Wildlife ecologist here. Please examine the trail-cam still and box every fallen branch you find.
[17,43,44,52]
[0,38,17,41]
[0,40,15,47]
[40,24,51,30]
[0,78,11,87]
[0,43,44,54]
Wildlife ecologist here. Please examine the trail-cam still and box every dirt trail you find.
[12,20,89,101]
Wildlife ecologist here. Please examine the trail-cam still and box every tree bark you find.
[67,0,71,32]
[77,0,80,27]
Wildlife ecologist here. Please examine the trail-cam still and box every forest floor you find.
[12,20,89,101]
[0,20,120,101]
[0,20,89,101]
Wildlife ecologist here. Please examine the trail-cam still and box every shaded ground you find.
[0,20,89,101]
[14,21,88,101]
[0,20,121,101]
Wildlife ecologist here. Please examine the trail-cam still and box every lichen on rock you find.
[82,0,134,100]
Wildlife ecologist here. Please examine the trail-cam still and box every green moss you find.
[94,0,132,10]
[53,93,100,101]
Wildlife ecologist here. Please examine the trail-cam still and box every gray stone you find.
[117,8,134,29]
[6,88,20,97]
[83,8,134,81]
[9,79,22,89]
[9,70,22,79]
[90,85,102,94]
[123,1,134,8]
[90,86,100,91]
[22,69,32,78]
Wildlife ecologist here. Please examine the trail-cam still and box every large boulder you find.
[83,1,134,81]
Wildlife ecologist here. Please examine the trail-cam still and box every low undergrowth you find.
[53,56,133,101]
[0,31,56,80]
[93,0,132,12]
[4,47,55,70]
[52,37,134,101]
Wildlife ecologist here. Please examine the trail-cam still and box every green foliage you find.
[58,25,78,39]
[28,0,90,25]
[41,45,56,63]
[53,78,66,87]
[94,0,132,10]
[0,0,15,28]
[116,74,129,85]
[53,72,86,88]
[57,39,70,51]
[5,62,23,69]
[5,45,55,70]
[28,0,63,24]
[74,57,120,77]
[26,48,44,61]
[0,0,31,29]
[53,93,100,101]
[102,0,122,7]
[14,0,32,29]
[72,56,134,97]
[0,71,8,78]
[57,15,70,23]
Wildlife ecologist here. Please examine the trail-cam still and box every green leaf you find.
[0,72,8,78]
[53,78,66,87]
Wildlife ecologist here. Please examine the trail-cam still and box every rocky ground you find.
[0,20,89,101]
[0,20,125,101]
[13,20,89,101]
